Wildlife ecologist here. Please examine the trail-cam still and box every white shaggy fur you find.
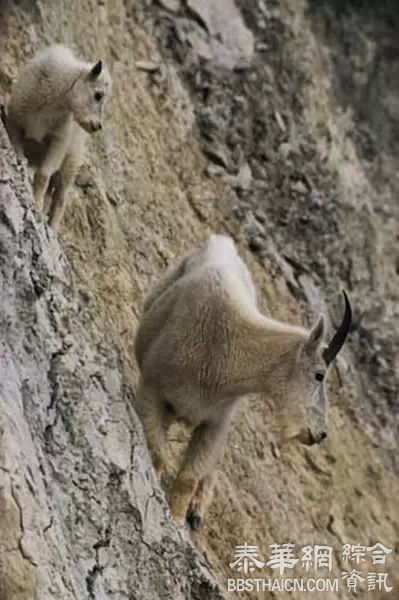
[7,45,112,228]
[135,235,336,528]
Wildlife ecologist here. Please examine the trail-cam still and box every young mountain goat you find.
[135,235,351,530]
[6,45,112,228]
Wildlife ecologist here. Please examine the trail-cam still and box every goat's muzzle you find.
[308,428,327,445]
[298,427,327,446]
[90,121,102,132]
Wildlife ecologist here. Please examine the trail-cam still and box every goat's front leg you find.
[34,135,69,212]
[170,414,232,526]
[47,177,69,229]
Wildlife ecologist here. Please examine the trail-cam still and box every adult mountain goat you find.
[135,235,352,530]
[7,45,112,228]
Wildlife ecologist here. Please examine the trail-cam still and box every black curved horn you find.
[323,290,352,366]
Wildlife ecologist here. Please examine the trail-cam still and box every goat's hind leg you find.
[187,472,216,531]
[48,150,80,228]
[42,172,59,216]
[170,414,231,526]
[135,377,170,476]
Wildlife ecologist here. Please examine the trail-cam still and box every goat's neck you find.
[221,313,306,397]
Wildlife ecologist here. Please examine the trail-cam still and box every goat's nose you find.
[306,428,327,446]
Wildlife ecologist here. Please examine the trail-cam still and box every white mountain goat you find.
[6,45,112,228]
[135,235,352,530]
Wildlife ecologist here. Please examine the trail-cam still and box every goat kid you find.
[7,45,111,228]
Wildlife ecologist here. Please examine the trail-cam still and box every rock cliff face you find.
[0,122,223,599]
[0,1,397,599]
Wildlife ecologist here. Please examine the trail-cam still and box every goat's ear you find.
[89,60,102,80]
[304,315,325,355]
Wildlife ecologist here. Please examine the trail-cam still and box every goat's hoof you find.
[186,508,203,531]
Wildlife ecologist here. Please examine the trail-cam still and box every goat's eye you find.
[94,91,104,102]
[315,372,325,383]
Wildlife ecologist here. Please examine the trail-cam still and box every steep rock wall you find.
[0,1,397,599]
[0,122,222,599]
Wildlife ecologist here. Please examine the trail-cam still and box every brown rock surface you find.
[0,1,397,598]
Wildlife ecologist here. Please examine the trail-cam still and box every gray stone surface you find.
[186,0,254,68]
[0,121,223,600]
